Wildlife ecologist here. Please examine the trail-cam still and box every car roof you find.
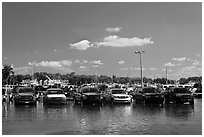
[111,88,124,91]
[47,88,62,91]
[80,86,98,89]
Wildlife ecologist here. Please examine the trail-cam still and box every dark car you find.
[43,88,67,105]
[73,86,103,106]
[62,86,77,100]
[13,87,37,105]
[164,87,194,104]
[9,85,25,101]
[134,87,164,104]
[193,83,202,98]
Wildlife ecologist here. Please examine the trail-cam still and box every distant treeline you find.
[2,64,202,86]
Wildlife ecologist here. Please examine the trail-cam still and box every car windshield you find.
[142,88,158,93]
[174,88,190,93]
[19,88,34,93]
[82,88,99,93]
[112,89,126,94]
[47,90,63,94]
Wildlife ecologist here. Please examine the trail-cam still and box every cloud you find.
[13,66,32,74]
[106,27,122,33]
[89,60,103,65]
[118,60,125,65]
[79,65,89,71]
[95,35,154,47]
[165,62,176,67]
[29,60,72,68]
[172,57,187,62]
[74,59,81,64]
[70,40,94,50]
[164,62,181,67]
[120,67,129,71]
[82,59,88,64]
[192,60,201,66]
[150,67,157,71]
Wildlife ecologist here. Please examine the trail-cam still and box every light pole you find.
[135,50,145,88]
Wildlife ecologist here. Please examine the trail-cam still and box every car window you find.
[82,88,99,93]
[142,88,157,93]
[18,88,34,93]
[174,88,190,93]
[111,89,126,94]
[47,90,63,94]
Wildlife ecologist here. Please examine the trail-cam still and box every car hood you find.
[144,93,162,96]
[176,93,192,96]
[83,93,100,96]
[18,93,34,96]
[112,94,130,97]
[47,94,66,98]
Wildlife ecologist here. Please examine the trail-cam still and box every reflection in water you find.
[13,104,37,122]
[165,104,194,121]
[2,99,201,135]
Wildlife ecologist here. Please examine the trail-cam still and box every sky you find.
[2,2,202,80]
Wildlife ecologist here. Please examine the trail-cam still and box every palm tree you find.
[2,65,14,85]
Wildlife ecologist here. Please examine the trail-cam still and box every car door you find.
[135,90,144,103]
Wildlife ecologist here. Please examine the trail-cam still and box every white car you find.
[43,88,67,105]
[110,88,132,104]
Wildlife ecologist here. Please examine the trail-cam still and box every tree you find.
[2,64,14,85]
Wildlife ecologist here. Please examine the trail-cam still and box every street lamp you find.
[135,50,145,88]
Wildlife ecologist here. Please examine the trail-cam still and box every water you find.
[2,99,202,135]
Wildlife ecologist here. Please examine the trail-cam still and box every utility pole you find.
[135,50,145,88]
[166,66,168,84]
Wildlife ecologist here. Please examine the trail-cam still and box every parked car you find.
[73,86,103,105]
[9,85,25,101]
[110,88,132,104]
[164,87,194,104]
[134,87,164,104]
[43,88,67,105]
[13,87,37,105]
[62,86,76,100]
[193,87,202,98]
[192,83,202,98]
[2,88,6,102]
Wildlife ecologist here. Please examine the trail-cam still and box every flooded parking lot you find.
[2,99,202,135]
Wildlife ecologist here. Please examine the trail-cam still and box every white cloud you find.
[95,35,154,47]
[165,62,176,67]
[54,49,58,52]
[13,66,32,74]
[82,59,88,64]
[29,60,72,68]
[79,65,89,71]
[192,60,201,66]
[60,60,73,66]
[106,27,122,33]
[74,59,81,64]
[150,67,157,71]
[172,57,187,62]
[118,60,125,65]
[89,60,103,65]
[70,40,94,50]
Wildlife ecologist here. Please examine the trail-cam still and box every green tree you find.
[2,65,14,85]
